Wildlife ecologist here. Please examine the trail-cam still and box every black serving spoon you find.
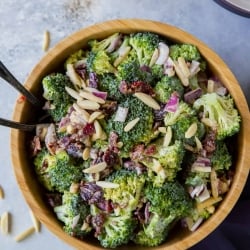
[0,61,46,130]
[0,61,44,108]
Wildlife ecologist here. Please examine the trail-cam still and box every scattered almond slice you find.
[82,147,90,160]
[83,162,107,174]
[66,64,84,90]
[149,48,159,67]
[163,126,172,147]
[73,103,90,122]
[124,117,140,132]
[0,212,10,234]
[14,226,36,242]
[173,61,189,86]
[77,99,100,111]
[210,169,219,198]
[29,210,41,233]
[113,47,131,67]
[93,120,104,140]
[69,182,80,194]
[134,92,160,110]
[177,57,190,77]
[79,91,105,104]
[158,127,167,133]
[0,185,4,199]
[42,30,50,52]
[196,196,222,213]
[65,86,82,100]
[195,136,203,151]
[88,111,103,123]
[201,117,217,128]
[152,159,162,173]
[96,181,119,189]
[207,79,215,93]
[155,43,169,65]
[185,122,198,138]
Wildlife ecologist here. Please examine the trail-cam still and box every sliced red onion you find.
[114,106,129,122]
[191,163,212,173]
[189,184,205,198]
[164,92,179,113]
[106,34,122,53]
[184,88,202,104]
[189,60,200,76]
[89,72,98,88]
[196,156,211,166]
[196,186,210,202]
[71,214,80,229]
[190,217,203,232]
[92,90,108,100]
[215,86,227,96]
[155,42,169,65]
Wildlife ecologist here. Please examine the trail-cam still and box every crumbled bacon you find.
[80,182,104,204]
[83,123,95,135]
[123,161,146,175]
[202,130,217,153]
[130,144,145,161]
[31,136,42,156]
[91,213,106,237]
[119,81,155,96]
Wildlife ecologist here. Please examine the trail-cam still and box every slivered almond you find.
[124,117,140,132]
[163,126,172,147]
[82,147,90,160]
[149,48,159,67]
[65,86,82,100]
[14,226,36,242]
[113,47,131,67]
[42,30,50,52]
[210,169,219,198]
[201,117,217,128]
[83,162,107,174]
[0,185,4,199]
[158,127,167,133]
[185,122,197,138]
[206,205,215,214]
[69,182,80,194]
[79,91,105,104]
[96,181,119,189]
[94,120,103,138]
[195,136,203,151]
[29,210,40,232]
[207,79,215,93]
[88,111,103,123]
[196,196,222,212]
[152,159,162,173]
[173,61,189,86]
[0,212,10,234]
[66,64,84,89]
[134,92,160,110]
[177,57,190,77]
[77,99,100,110]
[117,141,123,148]
[73,103,90,122]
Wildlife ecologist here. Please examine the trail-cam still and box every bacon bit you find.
[130,144,145,161]
[119,81,155,96]
[17,95,26,103]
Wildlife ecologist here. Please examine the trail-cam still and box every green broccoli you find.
[106,96,154,155]
[88,33,120,52]
[129,32,160,66]
[171,116,205,146]
[211,141,232,172]
[97,214,137,248]
[193,93,241,140]
[103,169,146,213]
[134,181,192,246]
[34,149,84,192]
[98,73,124,101]
[86,50,116,75]
[64,49,85,67]
[42,73,74,122]
[169,44,201,61]
[164,101,196,126]
[54,191,91,239]
[140,139,185,185]
[154,75,184,103]
[151,64,165,81]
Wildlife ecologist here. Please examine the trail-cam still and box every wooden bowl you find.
[11,19,250,250]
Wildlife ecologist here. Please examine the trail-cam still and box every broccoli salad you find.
[30,32,241,248]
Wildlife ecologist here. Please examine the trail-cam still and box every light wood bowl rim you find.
[11,19,250,250]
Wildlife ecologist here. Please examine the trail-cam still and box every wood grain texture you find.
[10,19,250,250]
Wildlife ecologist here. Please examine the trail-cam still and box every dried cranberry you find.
[82,123,95,135]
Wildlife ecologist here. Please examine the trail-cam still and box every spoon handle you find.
[0,61,43,108]
[0,118,36,131]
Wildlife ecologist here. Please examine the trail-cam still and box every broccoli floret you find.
[134,181,192,246]
[42,73,74,122]
[151,64,165,81]
[164,101,196,126]
[86,50,116,75]
[65,49,84,67]
[98,73,124,101]
[34,149,84,192]
[129,32,160,66]
[169,44,201,61]
[154,76,184,103]
[106,96,154,155]
[211,141,232,172]
[141,140,185,185]
[103,169,146,213]
[88,33,120,52]
[193,93,241,140]
[97,214,137,248]
[54,191,91,239]
[171,116,205,146]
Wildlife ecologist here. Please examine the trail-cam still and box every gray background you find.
[0,0,249,249]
